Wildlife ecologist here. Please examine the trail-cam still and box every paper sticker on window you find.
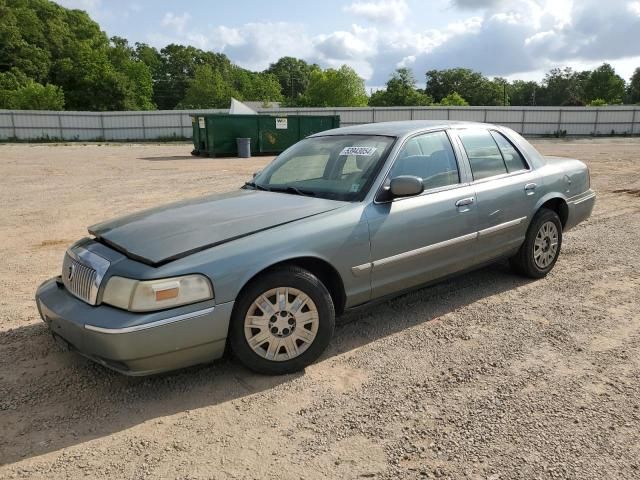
[350,183,360,192]
[340,146,377,156]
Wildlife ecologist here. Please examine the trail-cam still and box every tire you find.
[229,266,335,375]
[510,208,563,279]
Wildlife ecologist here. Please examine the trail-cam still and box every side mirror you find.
[389,175,424,197]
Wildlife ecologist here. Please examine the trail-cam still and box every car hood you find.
[89,189,345,266]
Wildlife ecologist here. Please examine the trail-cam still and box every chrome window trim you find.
[468,168,532,186]
[488,129,532,172]
[373,128,466,205]
[66,246,110,305]
[451,128,533,184]
[84,306,215,334]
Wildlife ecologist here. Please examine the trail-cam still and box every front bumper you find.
[35,277,234,375]
[565,189,596,231]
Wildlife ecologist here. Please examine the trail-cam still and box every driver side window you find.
[390,131,460,190]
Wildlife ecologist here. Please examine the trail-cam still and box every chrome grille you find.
[62,253,98,304]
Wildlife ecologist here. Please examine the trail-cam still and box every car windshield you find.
[249,135,395,201]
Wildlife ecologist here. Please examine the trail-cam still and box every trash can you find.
[236,137,251,158]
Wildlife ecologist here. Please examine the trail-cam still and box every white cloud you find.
[314,25,378,60]
[210,22,314,71]
[451,0,504,9]
[343,0,409,25]
[161,12,191,34]
[141,0,640,87]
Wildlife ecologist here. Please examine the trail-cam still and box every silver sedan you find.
[35,121,595,375]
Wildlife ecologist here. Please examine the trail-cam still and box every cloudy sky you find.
[55,0,640,88]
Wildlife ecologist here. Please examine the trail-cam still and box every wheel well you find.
[540,197,569,228]
[242,257,347,315]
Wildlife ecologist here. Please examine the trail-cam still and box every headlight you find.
[102,275,213,312]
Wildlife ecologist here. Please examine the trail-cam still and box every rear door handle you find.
[524,183,537,195]
[455,197,475,207]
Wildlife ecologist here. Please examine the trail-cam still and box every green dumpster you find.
[190,113,340,157]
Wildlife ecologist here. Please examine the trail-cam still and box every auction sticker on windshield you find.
[339,146,377,156]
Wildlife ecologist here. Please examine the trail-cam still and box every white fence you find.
[1,106,639,141]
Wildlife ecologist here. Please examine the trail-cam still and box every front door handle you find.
[455,197,475,207]
[524,183,537,195]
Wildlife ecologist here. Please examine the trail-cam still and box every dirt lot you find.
[0,139,639,479]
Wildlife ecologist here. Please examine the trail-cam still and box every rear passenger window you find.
[490,131,528,172]
[457,129,507,180]
[390,131,460,190]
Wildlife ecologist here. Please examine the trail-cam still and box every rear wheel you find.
[510,208,563,278]
[229,267,335,375]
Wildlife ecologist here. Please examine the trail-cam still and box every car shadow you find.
[0,261,532,465]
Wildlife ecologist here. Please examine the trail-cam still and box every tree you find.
[266,57,318,105]
[10,81,65,109]
[628,68,640,104]
[179,64,238,108]
[300,66,368,107]
[508,80,540,106]
[0,70,64,109]
[369,68,432,106]
[152,44,233,109]
[583,63,625,104]
[424,68,503,105]
[0,0,151,111]
[538,67,588,106]
[437,92,469,106]
[108,37,154,110]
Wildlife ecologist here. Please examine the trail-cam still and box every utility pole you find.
[531,86,536,106]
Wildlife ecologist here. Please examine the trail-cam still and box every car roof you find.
[310,120,497,138]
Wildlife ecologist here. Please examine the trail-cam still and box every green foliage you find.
[108,37,154,110]
[508,80,539,106]
[9,80,64,109]
[588,98,607,106]
[436,92,469,106]
[150,44,233,109]
[0,69,64,109]
[179,64,238,108]
[537,67,587,106]
[628,68,640,104]
[266,57,318,105]
[229,68,283,104]
[0,0,154,110]
[583,64,625,104]
[425,68,503,106]
[369,68,432,106]
[300,66,368,107]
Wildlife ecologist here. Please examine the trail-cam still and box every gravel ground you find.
[0,139,639,479]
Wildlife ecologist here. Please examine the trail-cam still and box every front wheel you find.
[229,267,335,375]
[510,208,563,278]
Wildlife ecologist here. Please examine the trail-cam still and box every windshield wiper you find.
[269,185,317,197]
[243,181,270,191]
